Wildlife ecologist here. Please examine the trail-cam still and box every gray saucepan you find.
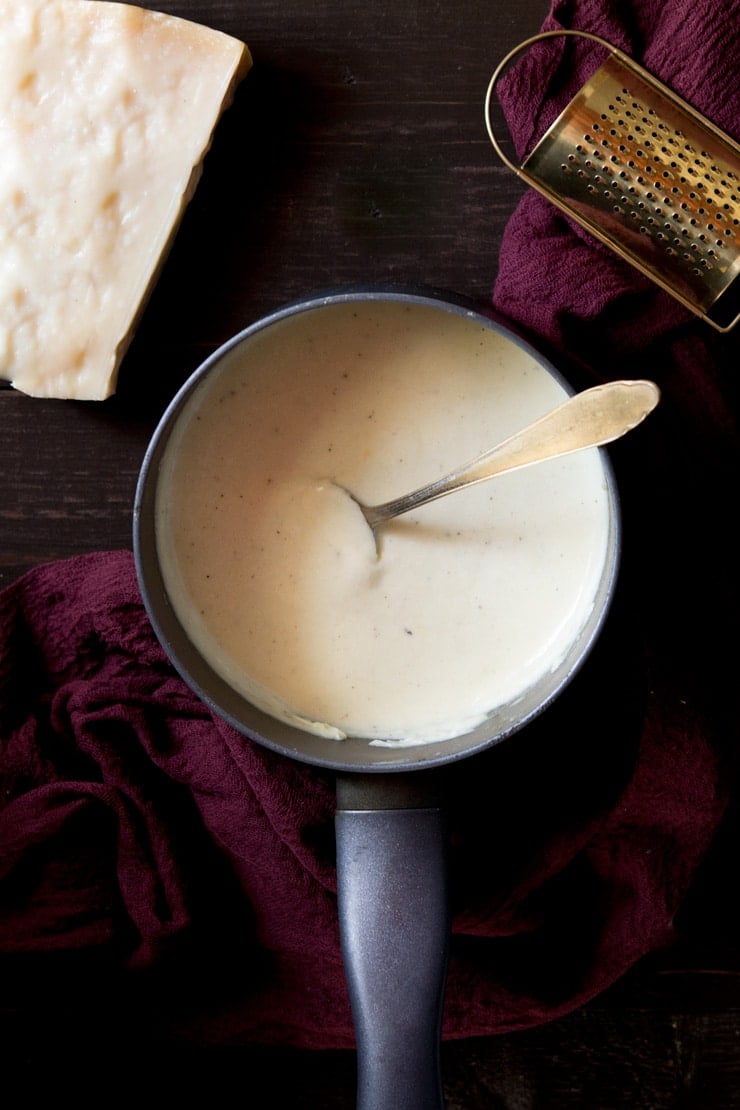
[133,286,621,1110]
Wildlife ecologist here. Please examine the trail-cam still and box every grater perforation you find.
[485,30,740,331]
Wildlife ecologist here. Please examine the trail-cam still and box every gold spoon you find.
[351,378,660,534]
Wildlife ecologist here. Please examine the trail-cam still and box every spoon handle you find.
[363,378,659,530]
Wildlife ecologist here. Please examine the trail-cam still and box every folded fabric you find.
[1,0,738,1050]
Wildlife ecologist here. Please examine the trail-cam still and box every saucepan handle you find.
[335,772,449,1110]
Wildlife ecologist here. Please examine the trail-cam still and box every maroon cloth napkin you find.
[1,0,738,1051]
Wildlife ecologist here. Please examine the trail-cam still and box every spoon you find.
[351,378,660,533]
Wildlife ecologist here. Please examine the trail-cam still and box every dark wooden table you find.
[2,1,739,1106]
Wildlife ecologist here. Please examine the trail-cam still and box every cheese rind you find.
[0,0,251,400]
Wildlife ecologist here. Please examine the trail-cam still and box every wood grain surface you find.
[2,2,739,1107]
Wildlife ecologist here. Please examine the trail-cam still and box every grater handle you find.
[484,29,618,172]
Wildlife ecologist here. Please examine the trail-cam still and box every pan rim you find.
[133,283,621,774]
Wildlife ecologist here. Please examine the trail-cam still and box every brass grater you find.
[485,30,740,332]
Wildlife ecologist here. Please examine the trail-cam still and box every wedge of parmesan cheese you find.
[0,0,251,400]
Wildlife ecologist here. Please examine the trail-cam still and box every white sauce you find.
[155,300,611,745]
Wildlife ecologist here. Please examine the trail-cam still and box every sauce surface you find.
[156,300,611,745]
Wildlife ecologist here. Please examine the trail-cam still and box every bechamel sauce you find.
[155,300,611,746]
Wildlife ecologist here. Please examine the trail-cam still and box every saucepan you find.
[133,286,621,1109]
